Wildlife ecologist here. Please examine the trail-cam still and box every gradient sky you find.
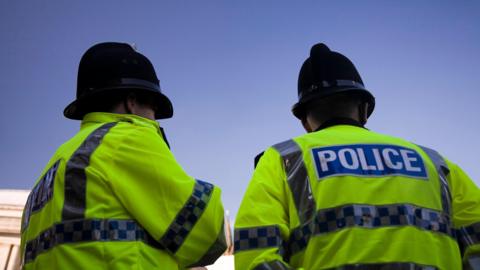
[1,1,479,217]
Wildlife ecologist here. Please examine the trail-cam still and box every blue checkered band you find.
[286,204,455,257]
[330,262,437,270]
[234,225,283,252]
[24,218,162,264]
[22,160,61,232]
[288,221,314,256]
[457,222,480,251]
[159,179,214,253]
[253,260,293,270]
[273,139,316,224]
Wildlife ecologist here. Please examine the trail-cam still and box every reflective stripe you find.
[417,146,452,216]
[24,218,162,263]
[331,262,437,270]
[464,255,480,270]
[62,122,117,220]
[189,220,227,267]
[273,139,316,224]
[159,179,214,253]
[234,225,283,252]
[253,260,293,270]
[457,222,480,251]
[287,203,455,256]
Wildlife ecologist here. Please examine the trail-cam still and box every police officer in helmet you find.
[235,43,480,269]
[292,43,374,133]
[21,42,227,269]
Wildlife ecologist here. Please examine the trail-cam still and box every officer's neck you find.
[313,117,365,132]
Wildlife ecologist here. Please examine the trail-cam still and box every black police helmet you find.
[292,43,375,119]
[64,42,173,120]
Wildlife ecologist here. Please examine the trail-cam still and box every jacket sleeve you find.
[108,125,226,268]
[448,161,480,267]
[234,147,296,270]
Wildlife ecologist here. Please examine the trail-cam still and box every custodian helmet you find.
[64,42,173,120]
[292,43,375,119]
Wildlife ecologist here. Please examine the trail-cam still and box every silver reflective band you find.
[24,218,162,264]
[159,179,214,253]
[331,262,437,270]
[189,221,228,267]
[273,139,316,224]
[287,203,455,256]
[319,80,365,89]
[234,225,282,252]
[457,222,480,251]
[300,80,366,99]
[253,260,293,270]
[417,145,452,216]
[118,78,161,92]
[465,255,480,270]
[85,78,162,94]
[62,122,117,220]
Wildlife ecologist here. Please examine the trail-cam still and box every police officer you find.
[20,42,226,269]
[234,43,480,269]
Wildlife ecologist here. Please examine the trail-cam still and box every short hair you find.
[82,90,158,115]
[305,92,366,122]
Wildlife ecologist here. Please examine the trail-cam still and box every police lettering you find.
[312,144,427,180]
[22,160,60,231]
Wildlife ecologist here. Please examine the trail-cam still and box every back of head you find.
[305,91,367,124]
[292,43,375,122]
[63,42,174,120]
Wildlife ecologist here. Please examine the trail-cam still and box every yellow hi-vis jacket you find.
[20,112,226,269]
[234,124,480,270]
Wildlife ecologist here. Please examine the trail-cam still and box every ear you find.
[302,118,313,133]
[359,102,369,125]
[125,93,137,114]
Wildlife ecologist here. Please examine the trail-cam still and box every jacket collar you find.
[81,112,161,131]
[314,117,365,132]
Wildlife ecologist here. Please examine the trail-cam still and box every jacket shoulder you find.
[254,137,302,168]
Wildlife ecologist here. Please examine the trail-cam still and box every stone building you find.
[0,190,28,270]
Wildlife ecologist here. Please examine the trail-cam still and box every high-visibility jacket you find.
[234,124,480,270]
[20,112,226,269]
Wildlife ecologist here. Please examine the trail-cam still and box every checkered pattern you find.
[331,262,437,270]
[159,179,214,253]
[234,225,282,252]
[286,203,455,256]
[24,219,160,263]
[457,222,480,251]
[288,223,313,256]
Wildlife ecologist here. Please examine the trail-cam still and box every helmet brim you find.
[292,87,375,120]
[63,86,173,120]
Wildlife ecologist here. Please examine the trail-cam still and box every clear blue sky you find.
[1,1,479,217]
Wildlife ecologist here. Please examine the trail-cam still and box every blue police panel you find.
[311,144,428,180]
